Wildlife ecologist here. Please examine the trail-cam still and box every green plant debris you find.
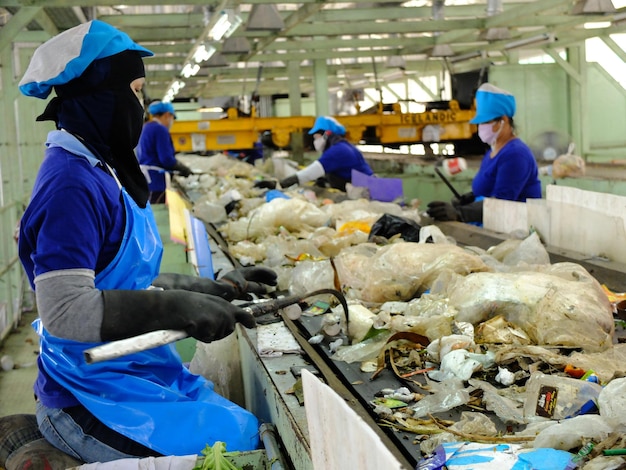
[193,442,243,470]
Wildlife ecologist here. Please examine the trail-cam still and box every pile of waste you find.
[176,153,626,470]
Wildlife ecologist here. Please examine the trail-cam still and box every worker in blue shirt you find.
[137,101,192,204]
[1,20,276,468]
[427,83,541,223]
[279,116,374,191]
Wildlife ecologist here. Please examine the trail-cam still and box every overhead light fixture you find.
[245,4,285,31]
[204,53,228,67]
[431,44,454,57]
[221,36,251,55]
[208,9,242,41]
[193,43,216,63]
[504,33,556,50]
[572,0,616,15]
[430,0,454,57]
[164,80,185,102]
[181,62,200,78]
[480,0,510,40]
[480,27,510,41]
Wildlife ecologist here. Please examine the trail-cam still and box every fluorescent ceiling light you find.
[209,10,242,41]
[584,21,612,28]
[193,44,216,63]
[181,63,200,78]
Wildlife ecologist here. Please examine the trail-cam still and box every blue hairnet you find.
[309,116,346,136]
[19,20,153,99]
[470,83,516,124]
[148,101,177,118]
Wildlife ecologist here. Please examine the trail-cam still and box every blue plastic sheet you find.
[416,442,573,470]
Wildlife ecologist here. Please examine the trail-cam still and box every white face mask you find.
[478,120,503,147]
[313,134,326,153]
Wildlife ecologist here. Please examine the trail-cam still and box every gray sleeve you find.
[34,269,104,342]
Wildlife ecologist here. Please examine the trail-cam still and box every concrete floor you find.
[0,308,39,416]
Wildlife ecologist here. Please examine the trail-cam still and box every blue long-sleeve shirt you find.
[472,138,542,201]
[136,120,177,192]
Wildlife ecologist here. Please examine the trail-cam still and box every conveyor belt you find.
[280,314,420,469]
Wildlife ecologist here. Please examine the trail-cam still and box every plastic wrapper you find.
[288,259,336,301]
[344,303,377,343]
[468,379,526,425]
[334,242,490,303]
[450,411,498,436]
[598,377,626,426]
[410,379,470,418]
[313,227,369,258]
[332,331,392,364]
[426,334,475,363]
[321,199,408,230]
[220,197,330,242]
[229,240,267,263]
[532,415,613,450]
[427,349,495,382]
[377,311,452,341]
[552,152,586,179]
[446,263,614,351]
[500,231,550,266]
[523,372,603,421]
[474,315,531,345]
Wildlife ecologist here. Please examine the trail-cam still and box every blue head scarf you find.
[20,20,154,207]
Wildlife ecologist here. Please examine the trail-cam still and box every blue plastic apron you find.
[33,179,260,455]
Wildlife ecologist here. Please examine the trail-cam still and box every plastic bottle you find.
[523,372,603,421]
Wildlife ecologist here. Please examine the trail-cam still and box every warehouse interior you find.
[2,1,626,469]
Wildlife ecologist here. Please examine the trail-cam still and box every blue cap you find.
[309,116,346,135]
[19,20,153,99]
[148,101,177,118]
[470,83,516,124]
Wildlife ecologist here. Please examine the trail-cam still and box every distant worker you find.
[427,83,542,223]
[279,116,374,191]
[137,101,192,204]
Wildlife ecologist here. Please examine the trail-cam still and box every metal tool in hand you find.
[434,166,463,199]
[83,289,348,364]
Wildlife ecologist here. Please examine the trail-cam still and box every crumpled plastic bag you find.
[334,242,490,303]
[446,263,614,351]
[221,197,330,241]
[552,152,586,179]
[367,213,422,242]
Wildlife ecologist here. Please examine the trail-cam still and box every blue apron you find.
[34,182,260,455]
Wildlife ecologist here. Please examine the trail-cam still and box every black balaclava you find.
[37,50,149,207]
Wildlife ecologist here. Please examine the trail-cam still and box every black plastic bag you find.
[367,213,422,243]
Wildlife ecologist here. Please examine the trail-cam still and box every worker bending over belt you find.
[137,101,192,204]
[0,20,276,469]
[427,83,542,223]
[279,116,374,191]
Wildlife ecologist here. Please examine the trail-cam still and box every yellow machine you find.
[169,100,477,154]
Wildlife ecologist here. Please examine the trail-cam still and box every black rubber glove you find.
[452,191,476,206]
[101,289,256,343]
[253,180,277,190]
[426,201,461,221]
[456,200,484,224]
[279,174,299,188]
[172,160,193,177]
[153,267,277,301]
[218,266,278,301]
